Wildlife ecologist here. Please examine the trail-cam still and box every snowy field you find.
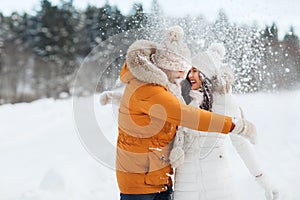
[0,89,300,200]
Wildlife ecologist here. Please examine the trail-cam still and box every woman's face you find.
[188,67,202,90]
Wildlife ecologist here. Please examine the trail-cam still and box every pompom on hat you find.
[192,43,226,79]
[153,26,192,72]
[193,43,235,94]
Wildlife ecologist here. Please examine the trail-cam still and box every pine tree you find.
[208,10,264,93]
[98,3,127,42]
[32,0,81,98]
[260,23,292,90]
[1,12,35,103]
[0,13,4,71]
[80,5,101,53]
[282,26,300,88]
[0,12,5,104]
[270,23,279,42]
[145,0,165,41]
[127,3,147,30]
[150,0,164,16]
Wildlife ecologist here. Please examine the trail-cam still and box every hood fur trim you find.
[125,39,185,103]
[125,40,170,88]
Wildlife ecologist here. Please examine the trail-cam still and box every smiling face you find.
[188,67,202,90]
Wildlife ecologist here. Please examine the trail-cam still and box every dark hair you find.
[181,71,213,111]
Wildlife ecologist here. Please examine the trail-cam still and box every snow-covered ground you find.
[0,89,300,200]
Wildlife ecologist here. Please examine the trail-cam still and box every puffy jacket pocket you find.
[145,166,173,186]
[144,145,173,186]
[147,145,170,172]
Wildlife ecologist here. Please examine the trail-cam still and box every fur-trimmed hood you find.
[124,39,170,88]
[122,39,184,101]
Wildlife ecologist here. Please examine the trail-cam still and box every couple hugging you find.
[100,26,278,200]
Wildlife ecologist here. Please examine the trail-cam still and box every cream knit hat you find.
[193,43,235,94]
[153,26,192,72]
[192,43,226,79]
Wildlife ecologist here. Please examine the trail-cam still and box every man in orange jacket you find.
[116,26,256,200]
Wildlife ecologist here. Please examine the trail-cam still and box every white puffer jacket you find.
[171,93,263,200]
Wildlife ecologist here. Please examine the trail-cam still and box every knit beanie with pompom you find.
[153,26,192,72]
[192,43,226,79]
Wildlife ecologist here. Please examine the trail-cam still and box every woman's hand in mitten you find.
[231,118,257,144]
[256,174,279,200]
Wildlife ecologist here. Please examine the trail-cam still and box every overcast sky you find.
[1,0,299,38]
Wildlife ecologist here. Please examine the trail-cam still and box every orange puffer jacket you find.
[116,40,233,194]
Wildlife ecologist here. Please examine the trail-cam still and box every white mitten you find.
[99,91,122,106]
[231,118,257,144]
[256,175,279,200]
[189,90,204,105]
[100,91,110,105]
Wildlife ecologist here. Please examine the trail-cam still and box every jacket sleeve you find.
[230,134,263,177]
[139,89,233,134]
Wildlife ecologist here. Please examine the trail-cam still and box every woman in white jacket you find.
[169,43,279,200]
